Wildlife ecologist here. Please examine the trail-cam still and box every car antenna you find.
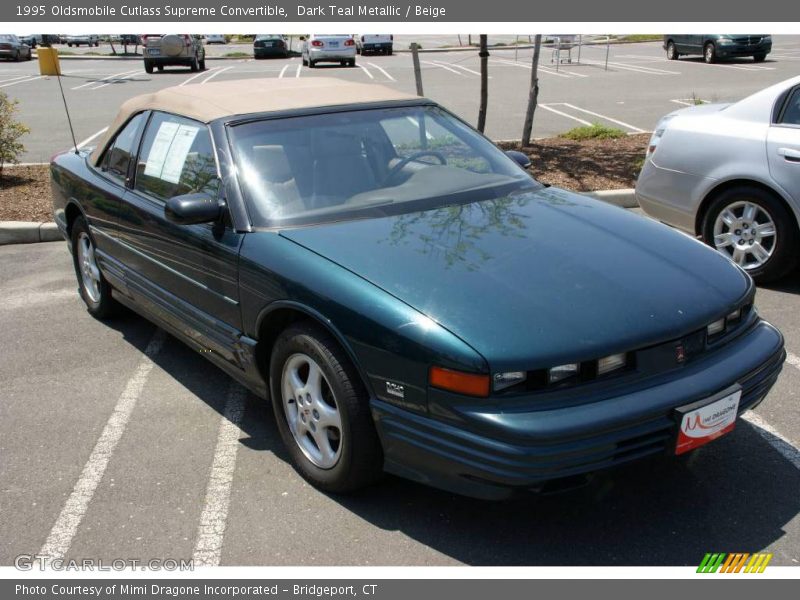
[40,43,80,154]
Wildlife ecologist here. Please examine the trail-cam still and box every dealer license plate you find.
[675,387,741,455]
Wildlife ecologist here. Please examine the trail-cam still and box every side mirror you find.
[165,193,222,225]
[506,150,532,169]
[299,36,306,41]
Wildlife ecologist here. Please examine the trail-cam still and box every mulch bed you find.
[0,165,52,222]
[498,133,649,191]
[0,135,649,223]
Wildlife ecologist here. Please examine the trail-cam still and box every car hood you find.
[279,187,751,370]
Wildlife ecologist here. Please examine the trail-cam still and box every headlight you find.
[717,36,732,44]
[597,353,627,376]
[493,371,527,392]
[549,363,580,384]
[707,318,726,337]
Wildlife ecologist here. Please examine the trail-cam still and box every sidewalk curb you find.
[584,189,638,208]
[0,222,62,245]
[0,190,638,246]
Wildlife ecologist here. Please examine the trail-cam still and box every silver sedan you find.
[636,75,800,283]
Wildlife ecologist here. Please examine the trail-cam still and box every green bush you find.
[559,123,626,141]
[0,91,30,177]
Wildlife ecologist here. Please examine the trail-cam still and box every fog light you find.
[493,371,527,392]
[598,353,627,375]
[549,363,579,384]
[707,318,726,337]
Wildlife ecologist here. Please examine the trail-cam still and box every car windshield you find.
[229,105,537,227]
[0,35,19,43]
[255,35,282,40]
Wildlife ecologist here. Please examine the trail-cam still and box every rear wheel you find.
[387,48,393,56]
[308,59,315,68]
[702,186,799,283]
[349,59,356,67]
[704,42,717,64]
[753,53,767,62]
[13,50,20,62]
[269,322,383,493]
[302,55,308,66]
[666,41,678,60]
[156,65,164,72]
[199,57,206,70]
[71,217,117,319]
[144,61,154,74]
[190,55,199,72]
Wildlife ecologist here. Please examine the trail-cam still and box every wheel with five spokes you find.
[70,216,117,318]
[269,322,383,493]
[702,186,799,283]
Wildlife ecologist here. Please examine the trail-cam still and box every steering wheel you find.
[382,151,447,186]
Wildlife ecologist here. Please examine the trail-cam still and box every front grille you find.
[731,36,762,45]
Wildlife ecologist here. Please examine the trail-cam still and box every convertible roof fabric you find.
[90,78,419,165]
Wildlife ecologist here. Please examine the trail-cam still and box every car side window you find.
[780,88,800,126]
[100,112,145,184]
[134,112,220,202]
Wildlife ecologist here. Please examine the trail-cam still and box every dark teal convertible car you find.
[51,79,786,499]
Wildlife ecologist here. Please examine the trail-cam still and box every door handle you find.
[777,147,800,162]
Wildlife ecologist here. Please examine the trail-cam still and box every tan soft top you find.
[90,77,420,165]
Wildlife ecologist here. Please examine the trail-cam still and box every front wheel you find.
[269,322,383,493]
[702,187,799,283]
[704,42,717,64]
[190,55,199,72]
[666,41,678,60]
[199,57,206,70]
[71,217,117,319]
[144,61,154,74]
[753,53,767,62]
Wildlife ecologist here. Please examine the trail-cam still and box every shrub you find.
[0,91,30,178]
[559,123,626,141]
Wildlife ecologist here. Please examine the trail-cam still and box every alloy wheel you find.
[713,200,777,270]
[76,232,101,303]
[281,353,343,469]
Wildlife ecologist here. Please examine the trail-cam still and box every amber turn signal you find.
[429,366,490,397]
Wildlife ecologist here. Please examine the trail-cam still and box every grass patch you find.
[223,52,251,58]
[559,123,627,141]
[617,34,663,43]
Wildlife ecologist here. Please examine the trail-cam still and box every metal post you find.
[477,35,489,133]
[605,36,610,71]
[411,43,424,97]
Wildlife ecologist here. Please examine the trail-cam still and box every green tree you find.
[0,91,30,178]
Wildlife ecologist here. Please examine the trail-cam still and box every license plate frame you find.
[674,385,742,455]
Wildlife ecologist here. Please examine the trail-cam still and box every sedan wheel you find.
[703,187,799,282]
[270,322,382,493]
[71,217,117,318]
[666,41,678,60]
[704,42,717,64]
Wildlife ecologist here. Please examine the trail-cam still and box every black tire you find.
[308,59,315,68]
[349,59,356,67]
[269,322,383,493]
[13,50,20,62]
[702,186,799,283]
[199,57,206,70]
[144,61,154,74]
[753,53,767,62]
[387,48,393,56]
[157,65,164,72]
[704,42,717,64]
[70,217,117,319]
[340,60,346,67]
[666,41,678,60]
[302,55,308,66]
[190,55,199,72]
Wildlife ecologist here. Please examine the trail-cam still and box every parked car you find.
[356,34,393,55]
[205,34,226,45]
[66,34,100,47]
[253,34,289,59]
[301,34,356,67]
[142,34,206,73]
[51,78,786,499]
[664,35,772,63]
[0,35,32,61]
[19,34,41,48]
[637,76,800,283]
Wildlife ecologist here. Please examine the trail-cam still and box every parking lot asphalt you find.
[1,234,799,567]
[3,35,800,162]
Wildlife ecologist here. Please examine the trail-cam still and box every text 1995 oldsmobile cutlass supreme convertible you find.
[51,79,785,499]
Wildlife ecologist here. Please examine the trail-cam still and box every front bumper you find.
[716,42,772,57]
[372,320,784,499]
[361,43,392,52]
[254,47,287,57]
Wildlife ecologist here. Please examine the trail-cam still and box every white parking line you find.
[448,63,484,77]
[742,412,800,471]
[0,75,45,88]
[192,383,247,567]
[295,63,302,78]
[552,103,646,133]
[72,127,108,151]
[583,59,680,75]
[39,329,166,561]
[201,66,234,84]
[278,64,289,78]
[422,60,464,76]
[71,69,140,91]
[357,63,374,79]
[493,58,572,78]
[671,99,707,107]
[366,62,395,81]
[539,104,592,126]
[0,74,34,85]
[180,66,218,86]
